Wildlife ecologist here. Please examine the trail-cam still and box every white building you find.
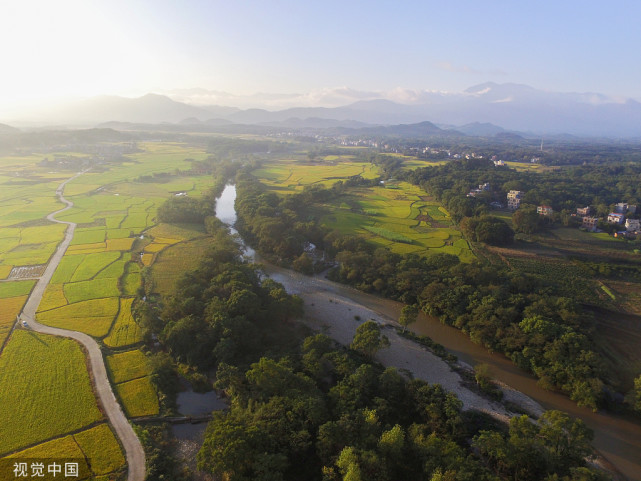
[507,190,523,210]
[625,218,640,232]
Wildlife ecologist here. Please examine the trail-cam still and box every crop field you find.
[72,423,126,476]
[252,156,380,194]
[323,182,474,260]
[121,262,141,296]
[107,349,159,418]
[250,159,474,261]
[0,295,28,346]
[69,252,121,282]
[0,265,12,279]
[106,349,149,384]
[104,298,143,348]
[0,331,103,454]
[150,237,211,296]
[38,298,119,337]
[63,277,120,304]
[0,280,35,298]
[114,377,159,417]
[148,225,209,297]
[2,423,125,479]
[0,142,217,460]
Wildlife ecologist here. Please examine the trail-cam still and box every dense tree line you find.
[325,241,606,410]
[154,227,303,370]
[234,171,333,263]
[197,333,604,481]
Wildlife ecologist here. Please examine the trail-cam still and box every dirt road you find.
[18,172,146,481]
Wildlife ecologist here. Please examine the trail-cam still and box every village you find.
[466,183,640,239]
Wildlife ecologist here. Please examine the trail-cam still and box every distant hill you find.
[7,83,641,138]
[455,122,506,137]
[0,123,19,134]
[259,117,373,129]
[353,121,462,138]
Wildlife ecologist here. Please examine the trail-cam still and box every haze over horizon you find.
[1,0,640,116]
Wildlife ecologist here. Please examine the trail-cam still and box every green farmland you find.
[249,158,474,261]
[0,141,214,467]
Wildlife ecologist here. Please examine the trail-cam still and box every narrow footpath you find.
[17,172,146,481]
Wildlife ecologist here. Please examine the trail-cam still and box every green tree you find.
[512,204,542,234]
[625,374,641,413]
[399,304,419,332]
[293,252,314,274]
[350,321,390,359]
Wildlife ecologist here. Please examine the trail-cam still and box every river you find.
[215,184,641,480]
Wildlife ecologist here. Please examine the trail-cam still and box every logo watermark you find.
[0,459,89,480]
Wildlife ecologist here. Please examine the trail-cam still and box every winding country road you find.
[18,172,146,481]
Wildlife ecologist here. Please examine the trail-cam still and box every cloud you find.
[437,62,507,76]
[161,86,467,109]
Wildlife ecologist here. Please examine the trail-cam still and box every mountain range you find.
[5,83,641,138]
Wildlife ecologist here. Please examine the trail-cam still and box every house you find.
[537,205,553,216]
[577,206,591,216]
[614,203,637,214]
[493,160,505,166]
[479,183,490,191]
[625,218,640,232]
[507,190,523,210]
[607,213,625,224]
[582,216,599,231]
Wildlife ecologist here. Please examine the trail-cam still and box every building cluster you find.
[577,203,640,236]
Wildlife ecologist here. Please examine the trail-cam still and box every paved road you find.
[18,172,146,481]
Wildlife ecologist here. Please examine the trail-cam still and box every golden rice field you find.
[107,349,158,418]
[107,349,150,384]
[0,295,28,346]
[37,297,119,337]
[3,423,125,479]
[103,298,143,348]
[251,156,380,195]
[150,236,211,297]
[0,331,103,455]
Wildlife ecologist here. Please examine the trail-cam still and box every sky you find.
[0,0,640,111]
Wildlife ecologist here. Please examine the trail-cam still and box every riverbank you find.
[264,264,542,420]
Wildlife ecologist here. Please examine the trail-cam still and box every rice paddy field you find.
[0,141,214,465]
[2,423,126,480]
[148,223,210,297]
[106,349,159,418]
[251,155,380,195]
[250,156,475,261]
[0,330,103,455]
